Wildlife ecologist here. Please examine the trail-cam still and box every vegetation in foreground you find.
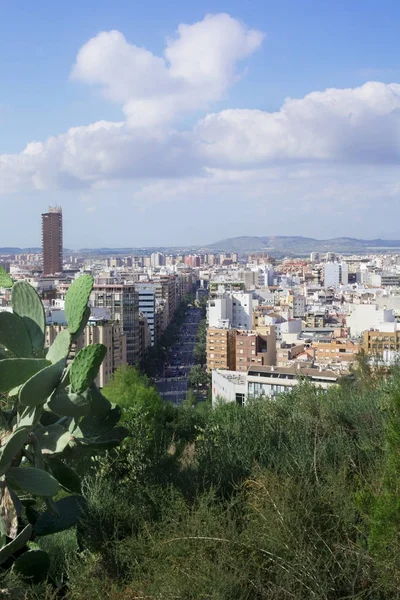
[2,356,400,599]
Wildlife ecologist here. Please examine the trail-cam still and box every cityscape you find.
[2,1,400,596]
[2,206,400,405]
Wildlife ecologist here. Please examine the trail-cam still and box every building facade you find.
[206,327,236,372]
[235,329,276,372]
[46,320,126,388]
[42,206,63,276]
[91,282,139,365]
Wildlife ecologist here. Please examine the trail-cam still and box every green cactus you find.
[0,274,128,578]
[6,467,60,497]
[19,359,66,407]
[46,329,71,363]
[34,423,73,454]
[0,266,13,289]
[0,358,50,394]
[47,387,91,418]
[65,274,94,335]
[69,344,107,394]
[0,427,31,477]
[85,382,112,416]
[47,457,81,494]
[0,524,32,565]
[12,281,45,355]
[0,312,33,357]
[33,495,87,536]
[13,549,50,583]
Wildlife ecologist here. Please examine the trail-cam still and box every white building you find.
[347,304,395,337]
[150,252,165,268]
[324,262,348,287]
[212,366,341,406]
[293,294,306,318]
[208,292,253,330]
[135,284,156,345]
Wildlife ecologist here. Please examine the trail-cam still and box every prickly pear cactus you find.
[65,274,94,335]
[0,275,129,579]
[0,266,13,289]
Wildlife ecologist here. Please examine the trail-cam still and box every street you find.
[155,306,202,404]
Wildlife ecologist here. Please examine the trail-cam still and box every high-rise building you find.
[136,284,157,345]
[90,282,139,365]
[42,206,63,275]
[150,252,166,267]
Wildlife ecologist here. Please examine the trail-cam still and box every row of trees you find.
[140,293,194,378]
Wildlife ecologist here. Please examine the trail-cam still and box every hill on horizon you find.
[203,235,400,254]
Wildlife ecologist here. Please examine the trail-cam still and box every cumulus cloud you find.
[196,82,400,166]
[71,13,264,127]
[2,11,400,199]
[0,121,201,194]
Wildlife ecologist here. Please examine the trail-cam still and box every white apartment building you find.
[208,292,253,330]
[150,252,166,268]
[324,262,348,287]
[293,294,306,318]
[347,303,395,337]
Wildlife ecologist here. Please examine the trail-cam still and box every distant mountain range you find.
[2,236,400,257]
[203,236,400,255]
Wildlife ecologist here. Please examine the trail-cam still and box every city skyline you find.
[2,1,400,246]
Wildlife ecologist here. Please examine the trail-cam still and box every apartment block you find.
[135,284,156,345]
[208,292,253,329]
[362,329,400,355]
[235,328,276,372]
[276,343,306,367]
[90,282,139,365]
[313,337,360,365]
[46,320,126,388]
[206,327,236,372]
[138,313,152,361]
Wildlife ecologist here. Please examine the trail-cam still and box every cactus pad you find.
[69,344,107,394]
[0,427,30,477]
[19,359,65,407]
[47,457,81,494]
[12,281,45,355]
[0,524,32,565]
[33,495,86,536]
[65,275,94,335]
[13,549,50,583]
[46,329,71,363]
[0,358,50,394]
[35,423,73,454]
[0,266,13,289]
[7,466,60,497]
[47,387,91,418]
[0,312,33,357]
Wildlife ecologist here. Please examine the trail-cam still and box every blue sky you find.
[1,0,400,248]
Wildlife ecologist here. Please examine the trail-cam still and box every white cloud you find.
[2,11,400,204]
[196,81,400,166]
[71,13,264,128]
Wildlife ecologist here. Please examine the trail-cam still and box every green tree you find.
[193,318,207,366]
[188,364,210,390]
